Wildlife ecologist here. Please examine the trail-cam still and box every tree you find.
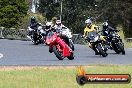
[0,0,28,28]
[38,0,132,37]
[97,0,132,37]
[38,0,60,21]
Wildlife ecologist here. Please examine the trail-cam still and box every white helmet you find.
[46,22,52,29]
[56,20,61,25]
[38,26,42,30]
[85,19,92,24]
[46,22,52,26]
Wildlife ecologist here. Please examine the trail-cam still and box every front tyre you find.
[96,44,108,57]
[33,33,39,45]
[67,52,74,60]
[53,45,64,60]
[111,43,120,54]
[69,43,75,51]
[118,43,125,55]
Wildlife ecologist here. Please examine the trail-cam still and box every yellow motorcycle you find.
[85,31,108,57]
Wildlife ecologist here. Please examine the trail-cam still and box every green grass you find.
[0,65,132,88]
[117,26,132,48]
[124,42,132,48]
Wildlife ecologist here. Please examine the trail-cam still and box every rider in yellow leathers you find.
[83,18,106,55]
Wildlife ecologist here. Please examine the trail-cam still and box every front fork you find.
[95,43,105,53]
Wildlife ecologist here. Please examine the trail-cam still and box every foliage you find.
[19,12,46,29]
[38,0,60,21]
[0,0,28,28]
[38,0,132,37]
[98,0,132,37]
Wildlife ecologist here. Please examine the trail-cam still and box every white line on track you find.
[0,53,3,59]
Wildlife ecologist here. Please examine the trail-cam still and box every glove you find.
[81,35,85,38]
[84,36,87,40]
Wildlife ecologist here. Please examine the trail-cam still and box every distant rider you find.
[28,16,42,36]
[30,16,41,30]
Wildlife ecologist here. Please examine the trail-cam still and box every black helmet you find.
[103,22,108,29]
[31,16,36,22]
[103,22,108,26]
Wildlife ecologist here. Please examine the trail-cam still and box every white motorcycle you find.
[27,26,46,45]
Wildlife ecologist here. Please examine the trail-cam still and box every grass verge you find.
[0,65,132,88]
[118,25,132,48]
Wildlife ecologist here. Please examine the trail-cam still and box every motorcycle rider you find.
[102,21,117,36]
[51,17,58,28]
[54,20,70,46]
[45,22,52,30]
[101,21,118,49]
[27,16,45,44]
[83,18,99,55]
[28,16,42,36]
[45,17,58,32]
[54,20,67,31]
[45,21,57,52]
[30,16,42,30]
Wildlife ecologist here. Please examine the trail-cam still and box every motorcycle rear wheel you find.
[53,45,64,60]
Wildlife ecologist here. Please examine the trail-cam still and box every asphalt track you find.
[0,39,132,66]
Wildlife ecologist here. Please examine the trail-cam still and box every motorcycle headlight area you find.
[47,41,50,45]
[112,33,116,37]
[112,33,120,37]
[52,37,56,42]
[47,38,56,44]
[90,36,99,42]
[38,26,42,30]
[94,36,99,41]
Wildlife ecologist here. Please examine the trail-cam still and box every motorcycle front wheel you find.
[111,42,121,54]
[33,33,39,45]
[96,44,108,57]
[67,52,74,60]
[53,45,64,60]
[118,43,125,55]
[69,42,75,51]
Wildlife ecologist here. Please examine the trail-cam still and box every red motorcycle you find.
[46,31,74,60]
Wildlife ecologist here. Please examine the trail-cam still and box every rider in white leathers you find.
[54,20,74,50]
[54,20,72,38]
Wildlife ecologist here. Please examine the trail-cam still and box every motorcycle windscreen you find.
[47,32,54,38]
[46,32,57,44]
[87,32,98,40]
